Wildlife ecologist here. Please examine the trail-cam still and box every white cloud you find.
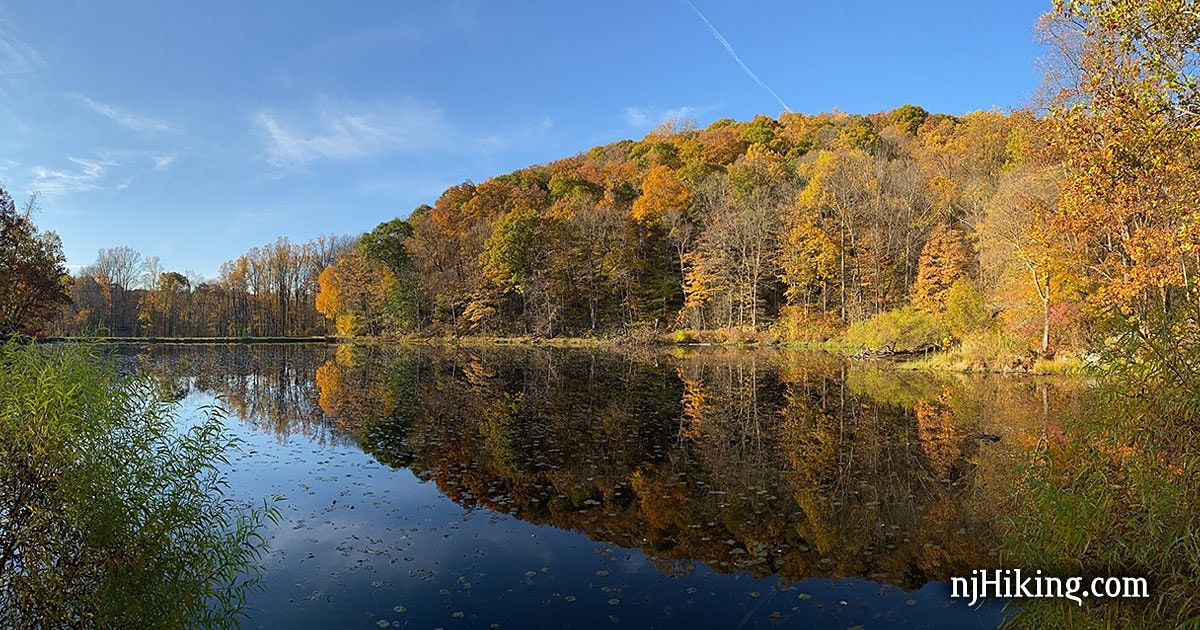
[27,151,176,197]
[623,108,650,128]
[29,156,119,197]
[623,105,702,129]
[67,92,177,133]
[255,98,554,170]
[254,98,453,167]
[0,12,42,88]
[152,154,176,171]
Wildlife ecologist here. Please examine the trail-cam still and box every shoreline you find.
[44,336,342,345]
[45,334,1085,376]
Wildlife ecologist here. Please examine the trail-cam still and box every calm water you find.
[124,344,1081,629]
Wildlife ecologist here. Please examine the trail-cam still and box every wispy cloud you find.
[67,92,177,133]
[623,105,703,129]
[152,154,176,171]
[28,150,177,197]
[0,11,44,88]
[478,116,554,152]
[254,98,453,167]
[255,97,554,169]
[29,156,119,197]
[683,1,791,113]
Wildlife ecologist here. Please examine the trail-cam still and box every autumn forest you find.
[0,4,1170,379]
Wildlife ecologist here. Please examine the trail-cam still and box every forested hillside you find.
[49,107,1048,349]
[314,108,1055,346]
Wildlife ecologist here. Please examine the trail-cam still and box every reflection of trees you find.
[673,351,980,584]
[136,344,1083,591]
[131,344,351,446]
[335,346,1079,590]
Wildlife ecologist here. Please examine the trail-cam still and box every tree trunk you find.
[1041,297,1050,354]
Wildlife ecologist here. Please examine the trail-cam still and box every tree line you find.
[49,236,354,337]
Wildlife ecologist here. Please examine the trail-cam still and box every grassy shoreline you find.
[44,335,342,344]
[50,333,1086,375]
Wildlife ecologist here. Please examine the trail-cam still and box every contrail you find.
[683,0,792,113]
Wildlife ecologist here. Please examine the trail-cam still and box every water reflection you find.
[130,344,1081,628]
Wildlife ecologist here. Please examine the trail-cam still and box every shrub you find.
[776,305,842,343]
[844,307,944,352]
[0,341,276,628]
[666,329,699,344]
[941,277,992,340]
[709,327,773,345]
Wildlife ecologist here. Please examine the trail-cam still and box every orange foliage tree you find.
[911,224,973,313]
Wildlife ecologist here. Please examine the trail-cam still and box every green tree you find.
[360,218,419,331]
[887,104,929,135]
[0,188,69,337]
[480,210,543,330]
[481,210,541,295]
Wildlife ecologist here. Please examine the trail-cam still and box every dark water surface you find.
[126,344,1081,629]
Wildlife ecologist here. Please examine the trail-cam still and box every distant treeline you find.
[54,106,1045,343]
[50,236,354,338]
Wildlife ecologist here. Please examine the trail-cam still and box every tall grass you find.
[0,340,277,628]
[1005,320,1200,628]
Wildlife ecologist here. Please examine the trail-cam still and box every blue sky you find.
[0,0,1049,277]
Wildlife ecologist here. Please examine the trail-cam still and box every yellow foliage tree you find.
[780,204,840,313]
[315,249,396,336]
[315,266,341,324]
[679,250,720,329]
[1043,0,1200,320]
[981,164,1070,353]
[631,164,691,223]
[795,149,874,320]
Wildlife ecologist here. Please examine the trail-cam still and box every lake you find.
[122,343,1081,629]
